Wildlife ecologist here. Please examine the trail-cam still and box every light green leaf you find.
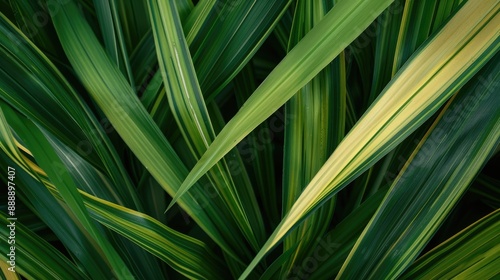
[400,209,500,279]
[148,0,265,249]
[0,113,116,278]
[1,104,225,279]
[188,0,294,99]
[281,0,344,275]
[83,192,226,279]
[171,0,396,219]
[338,47,500,280]
[240,0,499,277]
[49,0,251,261]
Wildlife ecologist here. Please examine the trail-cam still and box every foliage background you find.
[0,0,499,279]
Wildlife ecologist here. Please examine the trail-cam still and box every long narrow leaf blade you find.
[83,192,225,279]
[2,109,133,278]
[338,50,500,279]
[0,212,89,280]
[281,0,344,275]
[0,13,140,209]
[48,0,249,260]
[171,0,396,214]
[401,209,500,280]
[239,0,500,277]
[148,2,265,246]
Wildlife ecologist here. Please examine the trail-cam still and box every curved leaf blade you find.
[338,50,500,279]
[2,108,133,278]
[239,0,500,277]
[0,212,90,280]
[48,0,250,261]
[170,0,396,216]
[401,209,500,280]
[84,193,226,279]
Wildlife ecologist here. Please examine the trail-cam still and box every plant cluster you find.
[0,0,499,279]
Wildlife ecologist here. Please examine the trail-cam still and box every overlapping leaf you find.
[170,0,397,220]
[2,106,134,278]
[0,13,140,209]
[239,0,499,277]
[338,49,500,280]
[187,0,294,99]
[1,105,225,279]
[0,0,498,278]
[0,212,89,280]
[281,0,344,275]
[48,0,252,261]
[401,209,500,279]
[148,0,265,250]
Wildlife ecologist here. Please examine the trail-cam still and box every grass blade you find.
[1,105,225,279]
[233,64,280,227]
[84,193,225,279]
[239,0,500,277]
[170,0,396,218]
[188,0,294,99]
[2,106,133,278]
[149,0,266,249]
[281,0,345,275]
[338,51,500,279]
[0,13,141,209]
[7,0,60,55]
[49,0,252,261]
[0,212,90,280]
[400,209,500,279]
[0,140,115,278]
[92,0,134,87]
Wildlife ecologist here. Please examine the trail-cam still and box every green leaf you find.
[2,106,133,278]
[83,192,226,279]
[148,0,215,160]
[1,104,225,279]
[1,0,498,277]
[92,0,134,87]
[170,0,396,219]
[48,0,252,261]
[430,0,463,34]
[392,0,438,70]
[307,187,389,280]
[148,0,267,250]
[188,0,294,99]
[233,64,280,227]
[0,13,140,209]
[7,0,60,55]
[337,50,500,279]
[280,0,345,275]
[0,212,89,280]
[370,0,405,100]
[239,0,499,277]
[0,119,115,279]
[400,209,500,279]
[114,0,150,52]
